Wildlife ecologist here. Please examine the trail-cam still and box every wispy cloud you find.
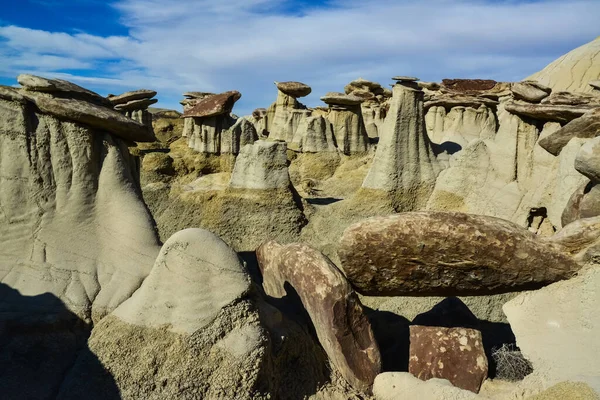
[0,0,598,115]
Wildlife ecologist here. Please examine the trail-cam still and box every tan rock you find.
[114,98,158,111]
[511,82,551,102]
[561,182,600,226]
[17,73,112,107]
[575,135,600,182]
[325,105,369,154]
[229,140,290,189]
[108,89,157,105]
[337,212,579,296]
[409,326,488,393]
[275,81,312,98]
[256,241,381,392]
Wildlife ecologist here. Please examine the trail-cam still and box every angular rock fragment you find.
[113,97,158,111]
[561,182,600,226]
[256,241,381,392]
[424,94,498,110]
[541,91,600,106]
[338,212,579,296]
[538,108,600,155]
[590,80,600,91]
[183,90,241,118]
[575,135,600,182]
[392,76,419,82]
[511,82,551,102]
[442,79,498,92]
[409,326,488,393]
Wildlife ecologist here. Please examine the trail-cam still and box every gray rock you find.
[114,98,158,111]
[108,89,157,105]
[505,101,595,123]
[321,92,364,106]
[511,82,551,102]
[590,80,600,90]
[221,118,258,154]
[183,91,241,118]
[425,94,498,110]
[0,85,26,104]
[17,73,112,107]
[229,140,290,189]
[393,76,419,82]
[538,108,600,155]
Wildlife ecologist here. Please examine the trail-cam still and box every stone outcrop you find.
[562,182,600,226]
[337,212,579,296]
[110,89,157,135]
[575,135,600,182]
[344,78,391,138]
[17,73,113,107]
[229,140,290,189]
[362,80,441,210]
[526,36,600,93]
[504,100,595,123]
[221,117,259,154]
[441,78,498,92]
[183,91,241,119]
[408,326,488,393]
[108,89,157,105]
[266,83,309,142]
[256,240,381,392]
[503,267,600,394]
[539,108,600,155]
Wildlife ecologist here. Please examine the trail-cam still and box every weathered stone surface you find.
[337,212,579,296]
[392,76,419,82]
[256,241,381,392]
[504,101,595,123]
[221,117,258,154]
[0,85,26,104]
[21,91,156,142]
[575,136,600,182]
[321,92,364,106]
[362,82,441,210]
[409,326,487,393]
[114,98,158,111]
[374,372,480,400]
[511,82,551,102]
[541,91,600,106]
[182,91,214,99]
[503,267,600,386]
[527,381,600,400]
[108,89,157,105]
[590,80,600,90]
[17,73,112,107]
[275,81,312,98]
[561,182,600,226]
[538,108,600,155]
[442,79,497,92]
[182,91,241,118]
[229,140,290,189]
[424,94,498,110]
[325,105,369,154]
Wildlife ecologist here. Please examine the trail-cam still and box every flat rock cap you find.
[183,91,215,99]
[275,81,312,98]
[320,92,364,106]
[392,76,419,82]
[182,90,241,118]
[108,89,157,105]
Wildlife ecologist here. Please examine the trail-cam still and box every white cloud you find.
[0,0,599,115]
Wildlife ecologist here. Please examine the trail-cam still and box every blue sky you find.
[0,0,598,115]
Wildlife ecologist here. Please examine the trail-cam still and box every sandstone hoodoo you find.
[408,326,488,393]
[256,240,382,392]
[338,212,580,296]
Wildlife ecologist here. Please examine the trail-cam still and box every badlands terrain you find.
[1,36,600,399]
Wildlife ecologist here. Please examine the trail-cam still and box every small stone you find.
[409,326,488,393]
[511,82,551,103]
[182,91,215,100]
[589,80,600,90]
[392,76,419,82]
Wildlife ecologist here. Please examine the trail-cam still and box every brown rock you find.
[409,326,488,393]
[321,92,364,106]
[441,79,497,92]
[275,81,312,98]
[538,108,600,155]
[337,212,579,296]
[256,241,382,392]
[0,85,26,104]
[182,91,241,118]
[108,89,157,105]
[504,101,595,124]
[17,73,112,107]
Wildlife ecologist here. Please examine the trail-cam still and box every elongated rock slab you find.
[540,108,600,156]
[256,241,381,392]
[338,212,579,296]
[409,326,487,393]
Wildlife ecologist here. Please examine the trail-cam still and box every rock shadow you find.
[0,282,120,400]
[305,197,343,206]
[363,306,411,372]
[412,297,516,378]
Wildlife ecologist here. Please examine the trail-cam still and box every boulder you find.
[538,108,600,155]
[373,372,480,400]
[275,81,312,98]
[256,241,381,392]
[293,115,337,153]
[108,89,157,105]
[441,79,498,92]
[424,94,498,110]
[229,140,290,189]
[221,117,258,154]
[362,81,441,210]
[337,212,579,296]
[418,81,441,90]
[321,92,364,106]
[409,326,487,393]
[17,73,112,107]
[575,135,600,182]
[503,267,600,387]
[392,76,419,82]
[562,182,600,226]
[511,82,551,102]
[344,78,382,94]
[182,91,241,118]
[504,101,595,123]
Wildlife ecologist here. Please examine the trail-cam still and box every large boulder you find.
[338,212,579,296]
[108,89,157,105]
[511,81,551,103]
[409,326,488,393]
[256,241,381,392]
[182,91,241,118]
[539,108,600,156]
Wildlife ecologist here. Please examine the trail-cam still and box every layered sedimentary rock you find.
[362,80,441,210]
[408,326,487,393]
[526,36,600,93]
[256,240,381,392]
[539,108,600,155]
[344,78,391,138]
[337,212,579,296]
[511,81,551,103]
[110,89,157,135]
